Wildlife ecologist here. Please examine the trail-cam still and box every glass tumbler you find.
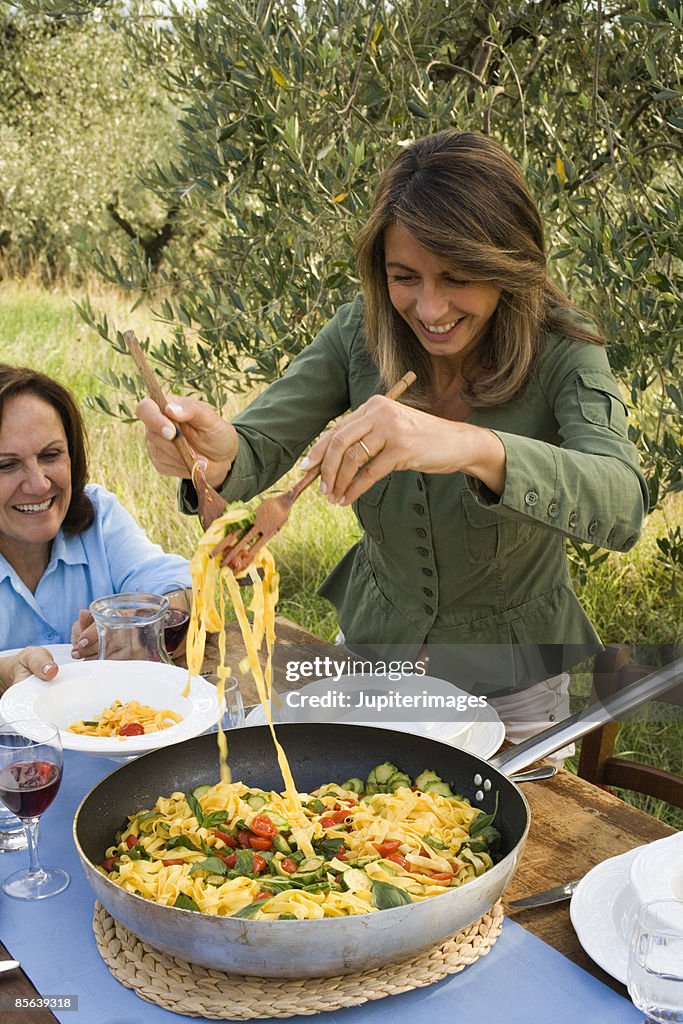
[627,898,683,1023]
[89,593,172,663]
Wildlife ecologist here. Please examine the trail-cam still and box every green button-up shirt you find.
[181,296,648,693]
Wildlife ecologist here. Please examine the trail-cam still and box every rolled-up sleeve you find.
[467,342,648,551]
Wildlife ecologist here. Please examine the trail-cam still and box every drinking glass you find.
[164,608,191,656]
[220,676,246,730]
[0,719,69,900]
[90,592,172,663]
[627,898,683,1023]
[0,804,28,853]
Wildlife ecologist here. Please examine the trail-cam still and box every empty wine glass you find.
[0,719,69,900]
[0,803,28,852]
[220,676,245,730]
[627,898,683,1023]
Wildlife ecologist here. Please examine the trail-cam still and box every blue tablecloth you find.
[0,751,641,1024]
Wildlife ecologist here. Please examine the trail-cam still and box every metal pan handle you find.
[489,656,683,778]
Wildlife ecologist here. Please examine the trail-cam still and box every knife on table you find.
[508,880,580,909]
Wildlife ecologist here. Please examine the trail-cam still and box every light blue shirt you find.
[0,484,191,650]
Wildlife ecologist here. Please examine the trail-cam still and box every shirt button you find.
[548,501,559,518]
[422,567,433,577]
[568,512,578,528]
[524,490,539,506]
[415,527,427,538]
[423,587,434,597]
[588,517,599,536]
[416,546,429,557]
[412,503,425,515]
[46,630,56,640]
[424,605,434,615]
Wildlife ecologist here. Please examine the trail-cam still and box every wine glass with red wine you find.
[164,607,191,656]
[0,719,69,900]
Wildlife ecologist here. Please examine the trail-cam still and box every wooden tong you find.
[211,371,417,572]
[124,331,228,531]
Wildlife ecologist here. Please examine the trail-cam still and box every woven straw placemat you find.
[93,899,504,1020]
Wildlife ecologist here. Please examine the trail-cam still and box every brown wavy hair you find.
[0,364,94,535]
[355,130,603,407]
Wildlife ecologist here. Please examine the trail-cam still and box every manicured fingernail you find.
[79,637,89,647]
[298,456,311,472]
[168,403,183,416]
[43,664,54,674]
[319,480,327,495]
[71,650,81,659]
[161,425,176,440]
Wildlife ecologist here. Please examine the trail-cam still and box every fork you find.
[125,330,228,532]
[211,371,417,571]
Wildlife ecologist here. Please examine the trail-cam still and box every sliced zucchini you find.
[414,770,440,790]
[272,834,292,855]
[340,777,364,794]
[246,793,267,810]
[341,867,372,893]
[387,771,412,792]
[423,780,455,797]
[191,784,211,799]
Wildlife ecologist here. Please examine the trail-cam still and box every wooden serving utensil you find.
[124,330,228,532]
[211,370,417,572]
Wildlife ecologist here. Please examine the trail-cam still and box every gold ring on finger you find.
[358,439,372,460]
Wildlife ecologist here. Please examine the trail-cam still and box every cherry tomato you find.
[162,859,178,867]
[125,833,139,849]
[374,840,401,856]
[335,848,349,861]
[386,853,409,870]
[237,830,253,848]
[320,809,348,828]
[429,872,453,884]
[248,835,274,851]
[252,892,270,902]
[252,854,267,874]
[281,858,298,874]
[250,815,278,838]
[221,851,238,869]
[102,858,119,872]
[214,830,238,847]
[119,722,144,736]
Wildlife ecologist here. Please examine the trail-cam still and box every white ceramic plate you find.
[570,846,643,984]
[245,674,505,760]
[0,660,223,757]
[1,643,76,666]
[629,831,683,926]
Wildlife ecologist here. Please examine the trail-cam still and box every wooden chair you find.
[577,644,683,809]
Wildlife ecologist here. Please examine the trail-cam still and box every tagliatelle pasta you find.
[98,765,500,919]
[68,700,182,738]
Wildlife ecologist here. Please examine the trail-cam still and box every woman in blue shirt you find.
[0,364,191,660]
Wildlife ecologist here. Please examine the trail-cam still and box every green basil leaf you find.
[313,836,346,859]
[234,849,256,874]
[189,856,228,876]
[371,880,413,910]
[173,893,201,912]
[166,835,203,852]
[470,792,500,836]
[185,790,204,826]
[127,844,151,861]
[202,811,229,828]
[232,899,268,918]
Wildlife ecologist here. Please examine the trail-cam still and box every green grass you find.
[2,279,681,826]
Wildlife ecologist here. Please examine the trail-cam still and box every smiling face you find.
[0,393,72,567]
[384,223,501,367]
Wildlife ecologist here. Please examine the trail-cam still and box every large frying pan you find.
[74,659,682,978]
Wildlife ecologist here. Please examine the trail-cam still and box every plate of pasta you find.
[0,660,223,757]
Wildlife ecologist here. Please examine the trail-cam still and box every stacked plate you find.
[570,830,683,983]
[244,673,505,760]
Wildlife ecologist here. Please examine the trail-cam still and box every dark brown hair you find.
[355,130,603,407]
[0,364,94,535]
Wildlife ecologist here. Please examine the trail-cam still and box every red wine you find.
[0,760,62,818]
[164,610,190,654]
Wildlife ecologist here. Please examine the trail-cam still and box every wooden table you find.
[0,617,673,1018]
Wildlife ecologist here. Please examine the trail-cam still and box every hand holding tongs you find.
[211,371,417,572]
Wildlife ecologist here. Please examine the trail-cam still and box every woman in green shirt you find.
[137,131,648,743]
